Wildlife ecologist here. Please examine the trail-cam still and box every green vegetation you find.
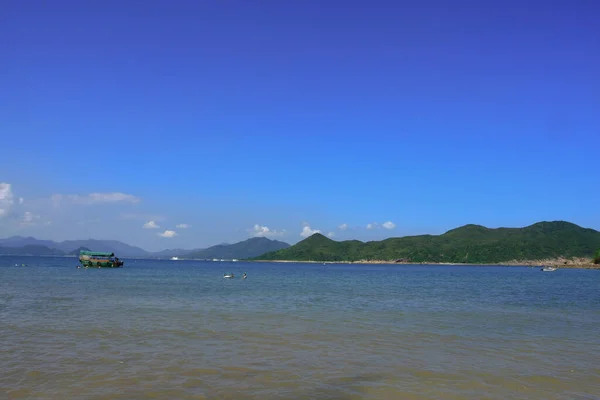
[254,221,600,264]
[594,249,600,264]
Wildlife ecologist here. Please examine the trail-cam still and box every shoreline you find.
[251,257,599,270]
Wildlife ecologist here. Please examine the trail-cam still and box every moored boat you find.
[79,250,124,268]
[541,266,557,272]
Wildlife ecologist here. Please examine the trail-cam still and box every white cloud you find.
[18,197,24,205]
[51,192,140,206]
[21,211,39,225]
[366,223,378,230]
[249,224,285,238]
[158,230,177,238]
[176,223,190,229]
[19,211,43,227]
[382,221,396,230]
[23,211,34,223]
[338,223,348,230]
[327,231,335,238]
[300,225,321,238]
[143,220,160,229]
[0,183,15,217]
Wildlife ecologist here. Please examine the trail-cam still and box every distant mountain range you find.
[0,235,290,260]
[186,237,290,259]
[253,221,600,264]
[0,237,152,257]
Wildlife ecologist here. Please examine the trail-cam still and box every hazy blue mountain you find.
[0,244,65,256]
[0,236,290,259]
[0,236,59,249]
[148,248,206,258]
[0,236,149,257]
[54,239,150,257]
[186,237,290,259]
[68,246,92,256]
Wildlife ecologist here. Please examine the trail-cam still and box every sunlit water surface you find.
[1,257,599,399]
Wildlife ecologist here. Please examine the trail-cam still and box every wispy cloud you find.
[158,230,177,238]
[51,192,140,206]
[76,218,101,225]
[249,224,285,238]
[176,223,190,229]
[382,221,396,230]
[300,225,321,238]
[0,183,14,218]
[327,231,335,238]
[20,211,40,226]
[367,221,396,230]
[338,223,348,230]
[143,220,160,229]
[119,213,165,222]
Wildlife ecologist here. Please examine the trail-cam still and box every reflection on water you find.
[1,258,599,399]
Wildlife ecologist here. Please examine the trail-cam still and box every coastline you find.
[251,257,599,270]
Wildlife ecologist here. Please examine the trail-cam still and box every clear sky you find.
[1,0,598,251]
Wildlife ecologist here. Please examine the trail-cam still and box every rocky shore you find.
[254,257,599,269]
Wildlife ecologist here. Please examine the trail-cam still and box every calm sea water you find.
[1,257,599,400]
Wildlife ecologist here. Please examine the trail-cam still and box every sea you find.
[1,257,599,400]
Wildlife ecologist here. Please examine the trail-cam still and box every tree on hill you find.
[594,249,600,264]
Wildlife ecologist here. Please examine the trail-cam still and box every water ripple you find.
[1,258,600,399]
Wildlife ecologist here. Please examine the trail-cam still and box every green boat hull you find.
[79,251,124,268]
[79,259,124,268]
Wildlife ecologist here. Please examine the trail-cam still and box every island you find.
[251,221,600,268]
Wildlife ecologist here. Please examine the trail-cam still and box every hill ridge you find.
[186,237,290,259]
[254,221,600,263]
[0,235,291,259]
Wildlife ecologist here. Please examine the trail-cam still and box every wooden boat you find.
[79,250,124,268]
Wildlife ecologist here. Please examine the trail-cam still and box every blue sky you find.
[1,0,598,250]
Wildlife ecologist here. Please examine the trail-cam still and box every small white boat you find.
[170,256,179,261]
[541,266,557,272]
[223,273,234,278]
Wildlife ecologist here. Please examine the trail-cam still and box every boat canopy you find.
[79,250,115,257]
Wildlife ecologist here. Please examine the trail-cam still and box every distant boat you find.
[171,256,179,260]
[79,250,123,268]
[541,266,558,272]
[223,273,234,278]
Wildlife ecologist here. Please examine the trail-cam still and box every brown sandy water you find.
[2,257,599,399]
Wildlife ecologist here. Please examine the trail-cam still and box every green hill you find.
[186,237,290,259]
[254,221,600,263]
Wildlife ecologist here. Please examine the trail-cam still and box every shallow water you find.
[1,257,599,399]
